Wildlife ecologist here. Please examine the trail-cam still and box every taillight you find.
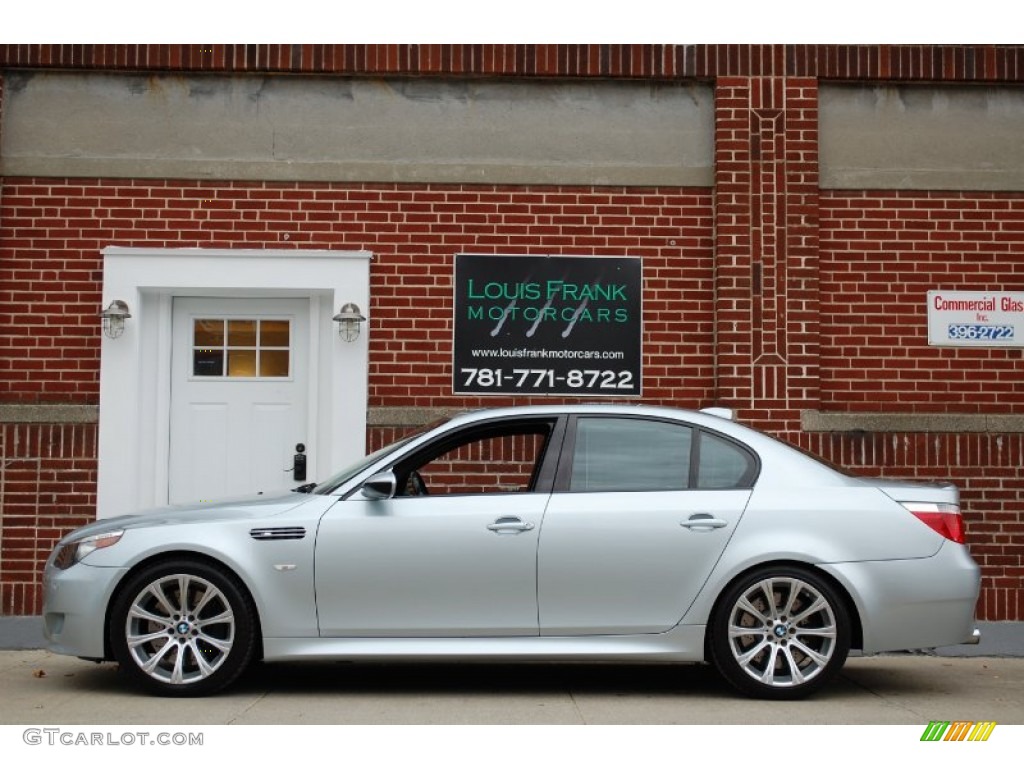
[902,502,965,544]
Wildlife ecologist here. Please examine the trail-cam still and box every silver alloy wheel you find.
[725,576,838,688]
[124,573,236,685]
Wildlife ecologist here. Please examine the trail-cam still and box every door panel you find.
[169,297,309,504]
[315,495,545,637]
[538,489,750,635]
[181,403,228,501]
[315,419,557,637]
[537,415,753,636]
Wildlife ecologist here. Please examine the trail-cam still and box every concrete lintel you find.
[367,407,465,428]
[801,410,1024,434]
[0,157,711,188]
[0,404,99,424]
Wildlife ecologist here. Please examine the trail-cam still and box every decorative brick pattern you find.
[1,44,1022,82]
[713,77,821,430]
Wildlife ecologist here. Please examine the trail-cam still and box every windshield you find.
[312,439,413,495]
[311,416,454,494]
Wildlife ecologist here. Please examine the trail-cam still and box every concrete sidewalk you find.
[3,616,1023,655]
[3,617,1023,726]
[2,649,1023,724]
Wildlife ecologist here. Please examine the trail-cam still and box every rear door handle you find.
[679,514,728,531]
[487,516,535,535]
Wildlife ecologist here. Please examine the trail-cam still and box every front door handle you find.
[679,514,728,531]
[487,516,535,535]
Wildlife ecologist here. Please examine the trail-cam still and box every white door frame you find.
[97,247,372,518]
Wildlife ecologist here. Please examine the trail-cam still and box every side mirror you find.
[360,470,397,500]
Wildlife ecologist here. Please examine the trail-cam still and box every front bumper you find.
[42,560,129,659]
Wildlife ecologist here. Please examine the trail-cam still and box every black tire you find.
[109,558,257,697]
[709,565,851,700]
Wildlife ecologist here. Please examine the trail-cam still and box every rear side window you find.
[697,430,758,489]
[566,416,758,492]
[569,418,693,492]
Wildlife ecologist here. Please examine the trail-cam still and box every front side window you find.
[570,418,693,492]
[397,422,554,497]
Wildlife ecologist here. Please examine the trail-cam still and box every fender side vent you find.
[250,526,306,541]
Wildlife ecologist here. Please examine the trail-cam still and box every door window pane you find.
[191,318,291,379]
[259,350,290,377]
[260,320,290,347]
[227,349,257,377]
[194,319,224,347]
[193,349,224,377]
[227,320,257,347]
[570,418,692,492]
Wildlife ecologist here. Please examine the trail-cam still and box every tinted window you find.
[570,418,692,492]
[697,431,757,489]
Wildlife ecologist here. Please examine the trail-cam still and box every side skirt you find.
[263,624,707,663]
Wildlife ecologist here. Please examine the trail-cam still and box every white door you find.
[169,297,310,504]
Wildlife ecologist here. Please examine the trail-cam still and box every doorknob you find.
[292,443,307,482]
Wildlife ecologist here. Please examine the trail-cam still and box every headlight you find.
[52,530,124,570]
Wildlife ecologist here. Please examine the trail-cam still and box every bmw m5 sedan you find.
[43,405,981,698]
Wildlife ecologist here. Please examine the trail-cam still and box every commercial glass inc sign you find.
[927,291,1024,347]
[453,254,642,395]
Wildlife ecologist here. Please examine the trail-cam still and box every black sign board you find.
[453,254,642,396]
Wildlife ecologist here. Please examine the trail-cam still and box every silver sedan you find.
[42,405,981,698]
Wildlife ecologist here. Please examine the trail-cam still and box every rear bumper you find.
[820,541,981,653]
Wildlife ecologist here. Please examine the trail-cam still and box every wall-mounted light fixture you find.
[332,302,366,342]
[99,300,132,339]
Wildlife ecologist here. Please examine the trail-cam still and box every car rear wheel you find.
[709,566,850,699]
[110,558,257,696]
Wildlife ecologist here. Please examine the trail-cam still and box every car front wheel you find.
[709,566,851,699]
[110,558,257,696]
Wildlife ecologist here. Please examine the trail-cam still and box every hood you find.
[58,490,315,543]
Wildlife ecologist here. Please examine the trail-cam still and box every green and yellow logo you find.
[921,721,997,742]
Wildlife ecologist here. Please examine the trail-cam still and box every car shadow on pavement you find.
[233,660,748,699]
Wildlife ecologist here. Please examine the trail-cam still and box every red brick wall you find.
[0,179,715,613]
[792,430,1024,621]
[713,77,822,432]
[2,42,1023,620]
[367,187,715,411]
[3,44,1024,82]
[811,190,1024,620]
[819,191,1024,413]
[0,180,716,408]
[0,424,97,614]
